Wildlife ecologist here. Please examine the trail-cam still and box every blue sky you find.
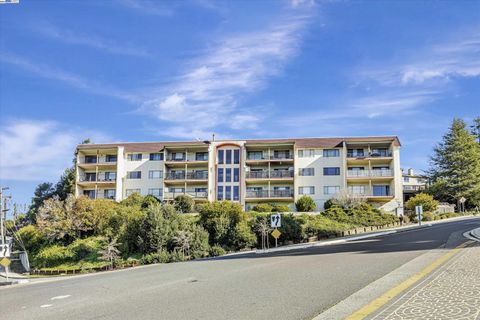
[0,0,479,208]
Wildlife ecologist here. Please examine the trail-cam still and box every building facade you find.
[75,136,403,213]
[402,168,427,202]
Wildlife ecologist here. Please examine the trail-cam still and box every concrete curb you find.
[463,227,480,242]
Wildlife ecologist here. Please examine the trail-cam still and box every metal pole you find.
[275,227,278,248]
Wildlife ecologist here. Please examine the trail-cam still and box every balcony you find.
[78,156,117,169]
[246,152,294,162]
[78,174,116,187]
[164,190,208,200]
[245,170,294,180]
[164,171,208,181]
[347,151,392,158]
[403,185,426,192]
[347,169,393,178]
[245,189,294,199]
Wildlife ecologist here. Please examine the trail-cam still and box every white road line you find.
[51,294,71,300]
[40,304,53,308]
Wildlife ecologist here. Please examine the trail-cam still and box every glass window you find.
[373,185,390,196]
[233,168,239,182]
[347,149,365,157]
[323,167,340,175]
[403,177,410,182]
[104,189,116,199]
[83,190,96,199]
[196,152,208,161]
[226,150,232,164]
[85,172,96,181]
[85,155,97,163]
[298,149,315,158]
[128,153,143,161]
[217,168,224,183]
[148,188,162,198]
[126,189,141,197]
[149,170,163,179]
[298,186,315,195]
[247,151,263,160]
[323,149,340,157]
[217,186,223,200]
[149,153,163,161]
[127,171,141,179]
[233,149,240,164]
[299,168,314,176]
[104,172,116,181]
[106,155,117,162]
[171,152,185,160]
[233,186,239,201]
[348,185,366,195]
[226,168,232,182]
[225,186,231,200]
[194,187,207,193]
[218,150,224,164]
[324,186,340,195]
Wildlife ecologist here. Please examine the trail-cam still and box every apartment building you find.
[402,168,427,202]
[75,136,403,213]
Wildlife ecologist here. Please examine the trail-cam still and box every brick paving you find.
[371,243,480,320]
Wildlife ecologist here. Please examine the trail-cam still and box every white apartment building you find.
[75,136,403,213]
[402,168,427,202]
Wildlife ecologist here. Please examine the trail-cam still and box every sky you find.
[0,0,479,209]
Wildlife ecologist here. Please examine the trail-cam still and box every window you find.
[218,150,224,164]
[149,170,163,179]
[84,190,96,199]
[371,148,389,157]
[217,168,224,183]
[106,155,117,162]
[196,152,208,161]
[373,185,390,196]
[274,150,290,159]
[299,168,315,176]
[347,149,364,157]
[403,177,410,182]
[233,168,239,182]
[127,171,141,179]
[233,186,239,201]
[104,172,116,181]
[104,189,116,199]
[324,186,340,195]
[128,153,142,161]
[149,153,163,161]
[148,188,162,198]
[298,149,315,158]
[247,151,263,160]
[217,186,223,200]
[171,152,185,160]
[233,149,240,164]
[323,149,340,157]
[169,187,185,194]
[323,167,340,175]
[225,186,231,200]
[225,168,232,182]
[194,187,207,193]
[85,172,96,181]
[126,189,141,197]
[298,186,315,195]
[226,150,232,164]
[85,155,97,163]
[348,185,366,195]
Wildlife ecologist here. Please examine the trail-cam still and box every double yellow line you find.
[345,241,473,320]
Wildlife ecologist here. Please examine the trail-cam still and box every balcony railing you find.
[165,171,208,180]
[245,170,294,179]
[347,151,392,158]
[246,153,294,161]
[347,169,393,177]
[403,185,426,191]
[79,175,116,182]
[245,189,294,198]
[164,191,208,199]
[79,157,117,164]
[165,157,208,162]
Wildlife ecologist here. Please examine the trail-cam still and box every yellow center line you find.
[344,240,473,320]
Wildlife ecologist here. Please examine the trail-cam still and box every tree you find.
[98,237,121,270]
[55,168,75,200]
[295,195,316,212]
[428,118,480,208]
[252,203,273,212]
[174,195,194,213]
[405,193,439,213]
[28,182,56,222]
[173,230,192,258]
[324,190,366,210]
[471,117,480,144]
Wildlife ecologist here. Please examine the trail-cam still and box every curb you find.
[464,227,480,242]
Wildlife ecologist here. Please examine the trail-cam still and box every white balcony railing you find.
[347,169,393,178]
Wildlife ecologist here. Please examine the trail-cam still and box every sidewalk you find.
[368,241,480,320]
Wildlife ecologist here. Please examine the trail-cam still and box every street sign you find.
[459,197,466,203]
[0,243,10,258]
[271,229,281,239]
[0,257,11,268]
[415,205,423,225]
[271,214,281,228]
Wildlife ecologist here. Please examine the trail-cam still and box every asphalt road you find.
[1,217,479,320]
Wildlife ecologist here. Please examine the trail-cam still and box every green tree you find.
[471,117,480,144]
[405,193,439,213]
[295,195,316,212]
[55,168,76,200]
[174,195,194,213]
[428,118,480,207]
[28,182,56,222]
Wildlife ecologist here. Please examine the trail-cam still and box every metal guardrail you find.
[165,172,208,180]
[347,169,393,177]
[245,190,294,198]
[245,170,294,179]
[347,151,392,158]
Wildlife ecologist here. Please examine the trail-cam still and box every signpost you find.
[415,205,423,226]
[459,197,466,213]
[270,214,282,248]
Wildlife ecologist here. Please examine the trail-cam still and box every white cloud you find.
[117,0,175,16]
[0,120,110,181]
[0,53,140,103]
[142,9,313,139]
[35,22,150,57]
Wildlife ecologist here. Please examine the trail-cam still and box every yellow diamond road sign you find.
[0,257,11,268]
[271,229,281,239]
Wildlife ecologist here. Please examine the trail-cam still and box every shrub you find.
[188,225,210,259]
[271,204,291,212]
[278,214,303,243]
[323,198,340,210]
[300,215,351,239]
[120,193,144,207]
[230,221,257,250]
[406,193,439,213]
[252,203,273,212]
[295,195,316,212]
[68,237,105,261]
[34,245,75,268]
[174,195,194,213]
[141,195,161,209]
[321,206,350,223]
[402,215,410,223]
[210,245,226,256]
[14,225,46,255]
[422,212,434,221]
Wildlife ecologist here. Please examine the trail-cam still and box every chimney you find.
[408,168,414,176]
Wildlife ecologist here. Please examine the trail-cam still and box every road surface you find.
[1,217,479,320]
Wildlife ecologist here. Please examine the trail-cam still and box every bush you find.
[34,245,75,268]
[252,203,273,212]
[120,193,144,207]
[188,225,211,259]
[406,193,439,213]
[209,245,226,256]
[277,214,303,243]
[295,196,316,212]
[141,195,161,209]
[323,198,340,210]
[422,212,434,221]
[300,215,351,239]
[321,206,350,223]
[14,225,46,255]
[272,204,291,212]
[174,195,194,213]
[68,237,104,261]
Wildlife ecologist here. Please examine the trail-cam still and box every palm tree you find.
[98,237,121,270]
